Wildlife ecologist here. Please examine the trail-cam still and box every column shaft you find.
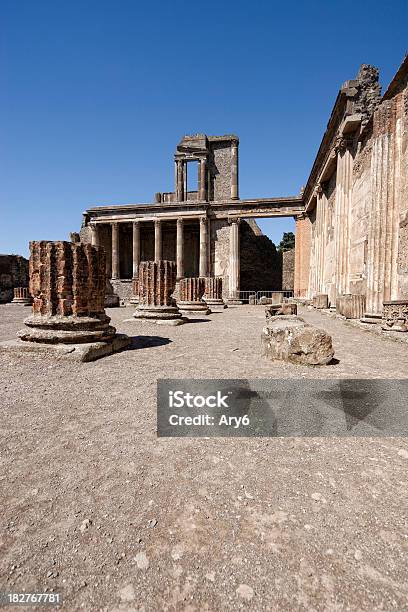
[199,217,208,277]
[229,219,240,297]
[132,221,140,279]
[199,159,207,201]
[176,161,184,202]
[176,218,184,279]
[111,222,120,279]
[154,220,162,262]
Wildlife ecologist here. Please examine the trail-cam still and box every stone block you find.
[261,316,334,365]
[382,300,408,332]
[265,303,297,318]
[336,294,366,319]
[312,294,329,309]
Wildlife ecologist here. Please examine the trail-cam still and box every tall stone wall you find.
[0,254,29,303]
[209,143,231,201]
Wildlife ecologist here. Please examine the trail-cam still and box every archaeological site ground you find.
[1,24,408,612]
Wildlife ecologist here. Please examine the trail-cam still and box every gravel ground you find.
[0,304,407,611]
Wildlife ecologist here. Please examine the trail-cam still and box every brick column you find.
[176,160,184,202]
[176,217,184,280]
[154,219,162,262]
[132,221,140,279]
[111,222,120,280]
[199,216,208,277]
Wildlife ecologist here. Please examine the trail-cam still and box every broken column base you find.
[360,313,382,325]
[133,305,184,325]
[177,301,211,316]
[204,299,226,312]
[0,334,130,363]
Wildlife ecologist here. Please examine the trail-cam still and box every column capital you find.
[228,216,241,225]
[132,219,141,225]
[177,217,184,226]
[314,183,323,197]
[154,218,161,227]
[335,134,353,154]
[199,216,208,225]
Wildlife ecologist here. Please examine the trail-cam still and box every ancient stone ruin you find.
[0,254,29,303]
[0,241,130,361]
[133,260,183,325]
[11,287,32,306]
[382,300,408,332]
[336,294,366,319]
[204,277,226,312]
[178,277,209,315]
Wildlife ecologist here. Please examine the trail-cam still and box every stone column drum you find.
[336,294,366,319]
[12,287,32,305]
[312,294,329,309]
[382,300,408,332]
[129,278,139,305]
[133,260,183,325]
[204,277,226,312]
[13,241,130,361]
[178,277,210,315]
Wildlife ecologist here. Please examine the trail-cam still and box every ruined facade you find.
[296,58,408,317]
[81,134,302,302]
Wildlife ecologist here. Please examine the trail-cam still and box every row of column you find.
[90,217,241,296]
[175,159,207,202]
[334,137,353,296]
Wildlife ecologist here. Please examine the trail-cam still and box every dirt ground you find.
[0,304,407,611]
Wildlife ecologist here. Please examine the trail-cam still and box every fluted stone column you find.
[228,218,241,301]
[133,261,183,324]
[294,213,311,299]
[204,277,226,311]
[178,277,209,315]
[231,141,239,200]
[11,240,130,361]
[199,216,208,277]
[154,219,162,262]
[199,158,207,201]
[176,218,184,280]
[132,221,140,279]
[111,222,120,280]
[12,287,32,305]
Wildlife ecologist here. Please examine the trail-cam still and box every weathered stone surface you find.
[178,277,210,314]
[382,300,408,332]
[282,248,295,290]
[336,294,366,319]
[105,279,120,308]
[14,241,129,358]
[133,261,183,323]
[129,278,139,305]
[313,294,329,309]
[265,302,297,318]
[261,315,334,365]
[11,287,32,305]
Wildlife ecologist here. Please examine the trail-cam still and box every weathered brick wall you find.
[282,248,295,290]
[138,260,176,307]
[0,254,29,303]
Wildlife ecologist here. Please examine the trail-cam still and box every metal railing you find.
[238,290,294,304]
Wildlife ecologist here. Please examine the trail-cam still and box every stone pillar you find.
[176,160,184,202]
[228,218,241,302]
[176,218,184,280]
[204,277,226,311]
[15,241,129,359]
[334,136,353,298]
[199,158,207,201]
[231,141,239,200]
[199,216,208,277]
[133,260,183,324]
[154,219,162,262]
[111,222,120,280]
[90,224,99,247]
[178,277,209,315]
[132,221,140,279]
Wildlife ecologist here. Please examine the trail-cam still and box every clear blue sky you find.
[1,0,407,257]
